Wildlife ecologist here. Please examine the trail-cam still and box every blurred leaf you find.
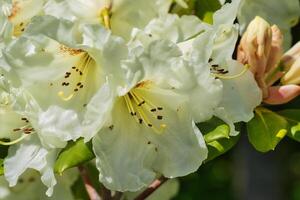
[204,125,230,143]
[55,138,95,174]
[247,107,288,152]
[0,145,9,176]
[278,109,300,142]
[71,174,89,200]
[195,0,221,24]
[206,135,240,162]
[171,0,196,16]
[197,117,240,162]
[0,159,4,175]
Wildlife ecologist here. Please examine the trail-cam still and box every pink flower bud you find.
[264,85,300,105]
[237,16,273,98]
[281,42,300,85]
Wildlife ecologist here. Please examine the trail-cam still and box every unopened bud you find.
[281,58,300,85]
[264,85,300,105]
[281,42,300,70]
[237,16,273,98]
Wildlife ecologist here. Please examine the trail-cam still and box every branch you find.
[78,166,102,200]
[134,177,168,200]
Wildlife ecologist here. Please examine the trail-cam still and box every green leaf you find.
[0,145,9,176]
[170,0,196,16]
[206,135,240,162]
[195,0,221,24]
[54,138,95,174]
[277,109,300,142]
[197,117,240,162]
[204,125,230,143]
[247,107,288,152]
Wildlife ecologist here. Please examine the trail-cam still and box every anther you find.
[150,108,157,112]
[138,100,145,106]
[130,112,136,116]
[157,116,163,120]
[139,119,143,124]
[157,107,163,110]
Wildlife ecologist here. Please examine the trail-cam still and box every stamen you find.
[58,91,75,101]
[125,90,167,134]
[0,134,28,146]
[124,94,135,115]
[101,7,111,29]
[213,64,250,80]
[57,53,92,101]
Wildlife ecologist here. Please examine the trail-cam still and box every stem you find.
[78,166,102,200]
[112,192,122,200]
[134,177,168,200]
[100,185,112,200]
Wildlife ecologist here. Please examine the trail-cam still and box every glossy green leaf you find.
[247,108,288,152]
[54,138,95,174]
[278,109,300,142]
[206,135,240,162]
[195,0,221,24]
[204,125,230,143]
[197,117,239,162]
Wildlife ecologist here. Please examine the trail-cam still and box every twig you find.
[112,192,123,200]
[100,185,112,200]
[134,177,168,200]
[78,166,102,200]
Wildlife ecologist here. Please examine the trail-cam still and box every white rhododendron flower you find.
[132,0,262,135]
[0,0,291,198]
[92,38,214,191]
[0,16,128,141]
[0,76,59,196]
[0,74,86,196]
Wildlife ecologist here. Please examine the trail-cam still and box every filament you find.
[213,64,250,80]
[0,134,28,146]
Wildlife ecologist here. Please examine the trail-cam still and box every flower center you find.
[123,83,167,133]
[58,53,94,101]
[12,21,28,37]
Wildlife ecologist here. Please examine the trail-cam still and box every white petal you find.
[37,106,82,148]
[143,14,206,43]
[219,60,262,123]
[5,0,44,25]
[211,24,239,64]
[83,81,115,142]
[4,136,57,196]
[213,0,241,25]
[93,88,208,191]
